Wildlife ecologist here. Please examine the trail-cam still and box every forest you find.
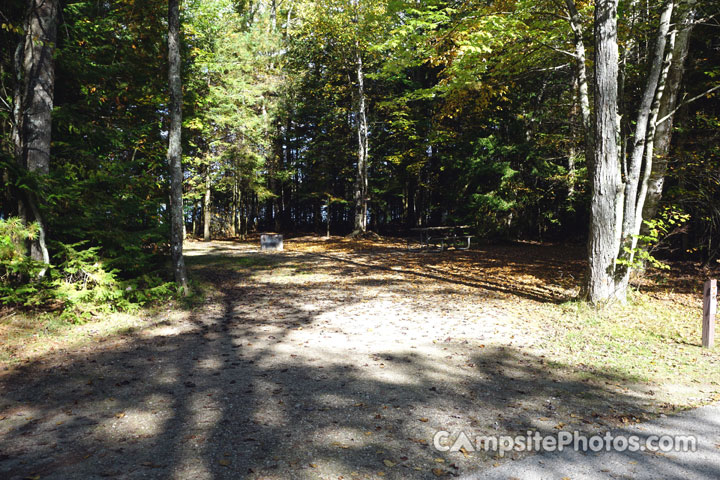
[1,0,719,309]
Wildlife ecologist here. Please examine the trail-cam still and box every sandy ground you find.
[0,239,683,479]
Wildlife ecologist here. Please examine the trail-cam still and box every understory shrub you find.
[0,217,178,321]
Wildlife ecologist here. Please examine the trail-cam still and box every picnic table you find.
[409,225,473,251]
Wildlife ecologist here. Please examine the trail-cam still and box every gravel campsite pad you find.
[1,237,717,479]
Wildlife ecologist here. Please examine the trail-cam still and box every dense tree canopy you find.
[1,0,718,309]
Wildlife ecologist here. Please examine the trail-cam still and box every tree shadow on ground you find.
[309,246,582,304]
[633,260,720,296]
[467,403,720,480]
[0,251,666,480]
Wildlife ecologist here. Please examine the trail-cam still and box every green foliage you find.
[617,207,691,271]
[183,0,287,236]
[0,218,40,278]
[51,241,178,321]
[51,241,130,319]
[46,0,171,277]
[176,0,592,237]
[0,218,47,304]
[0,0,181,315]
[0,217,176,320]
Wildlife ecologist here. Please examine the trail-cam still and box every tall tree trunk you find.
[238,189,246,239]
[617,0,640,181]
[642,0,696,223]
[231,175,238,237]
[326,200,331,238]
[282,119,292,230]
[22,0,56,176]
[274,134,284,232]
[15,0,57,272]
[270,0,277,32]
[12,39,30,252]
[565,0,593,152]
[251,193,258,233]
[167,0,189,294]
[586,0,623,303]
[568,79,577,199]
[565,0,593,201]
[192,200,199,237]
[616,0,675,291]
[12,42,24,175]
[353,44,369,234]
[631,32,677,245]
[293,165,299,230]
[402,182,409,228]
[203,167,212,241]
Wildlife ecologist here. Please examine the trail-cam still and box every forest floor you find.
[0,235,719,479]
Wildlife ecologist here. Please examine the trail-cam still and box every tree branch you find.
[535,39,578,58]
[656,84,720,125]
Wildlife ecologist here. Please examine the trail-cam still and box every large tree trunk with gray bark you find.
[586,0,623,303]
[13,0,58,272]
[168,0,189,294]
[586,0,690,303]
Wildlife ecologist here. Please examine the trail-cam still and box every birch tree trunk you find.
[631,29,677,245]
[615,0,675,292]
[565,0,592,141]
[168,0,189,294]
[353,46,369,234]
[326,199,331,238]
[586,0,623,303]
[203,167,212,241]
[565,0,593,199]
[617,0,640,182]
[641,0,697,223]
